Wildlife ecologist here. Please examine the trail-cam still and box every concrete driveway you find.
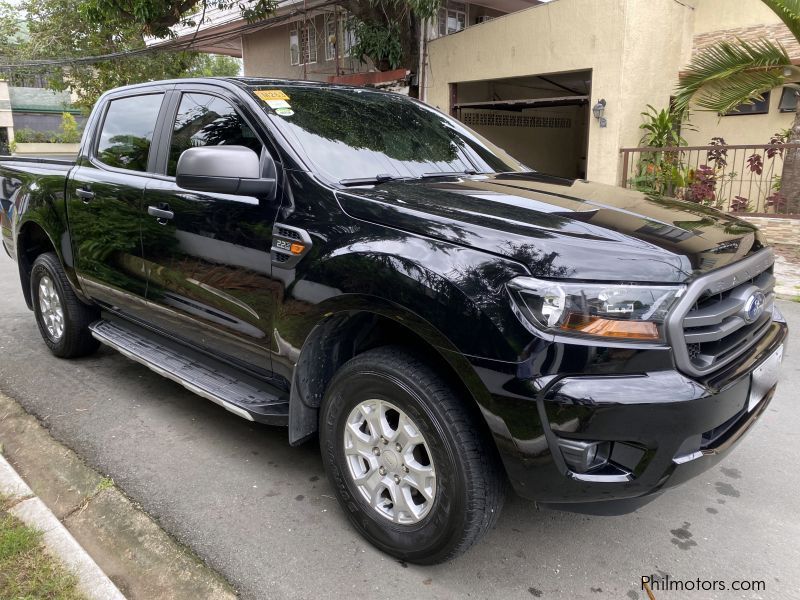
[0,253,797,600]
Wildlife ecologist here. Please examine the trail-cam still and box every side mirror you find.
[176,146,277,199]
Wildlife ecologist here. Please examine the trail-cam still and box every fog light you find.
[557,439,610,473]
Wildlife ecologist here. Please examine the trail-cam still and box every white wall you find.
[425,0,695,184]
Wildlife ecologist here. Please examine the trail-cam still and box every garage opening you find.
[451,70,592,179]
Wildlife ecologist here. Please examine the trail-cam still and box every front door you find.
[67,91,166,321]
[140,89,282,373]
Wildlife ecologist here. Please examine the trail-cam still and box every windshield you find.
[248,84,527,183]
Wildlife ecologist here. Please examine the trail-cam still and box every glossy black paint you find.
[0,77,784,509]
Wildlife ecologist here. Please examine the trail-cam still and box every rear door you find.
[139,85,283,373]
[68,89,170,321]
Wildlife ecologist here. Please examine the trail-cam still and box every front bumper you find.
[471,316,788,510]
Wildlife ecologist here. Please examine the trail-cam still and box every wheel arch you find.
[16,220,59,310]
[16,216,87,310]
[287,308,494,446]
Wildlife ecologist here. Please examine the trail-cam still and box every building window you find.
[723,92,770,116]
[438,3,466,36]
[290,22,318,66]
[325,14,357,61]
[779,86,798,112]
[289,28,300,65]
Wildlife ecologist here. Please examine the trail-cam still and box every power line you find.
[0,0,342,69]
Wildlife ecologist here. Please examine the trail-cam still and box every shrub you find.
[683,165,717,204]
[12,113,83,144]
[55,113,81,143]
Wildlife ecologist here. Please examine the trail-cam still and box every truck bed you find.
[0,156,76,169]
[1,156,75,258]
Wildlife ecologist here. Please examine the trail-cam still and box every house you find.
[7,87,84,133]
[151,1,544,86]
[0,80,11,154]
[425,0,799,184]
[0,25,84,150]
[157,0,797,187]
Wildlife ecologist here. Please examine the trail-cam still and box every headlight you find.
[506,277,683,342]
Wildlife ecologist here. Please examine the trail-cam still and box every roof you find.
[143,0,314,57]
[8,86,77,113]
[101,76,385,96]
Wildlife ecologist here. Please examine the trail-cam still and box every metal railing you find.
[619,143,800,216]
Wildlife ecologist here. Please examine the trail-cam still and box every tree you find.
[3,0,437,109]
[341,0,441,72]
[1,0,245,110]
[674,0,800,210]
[185,54,242,77]
[80,0,439,73]
[81,0,279,38]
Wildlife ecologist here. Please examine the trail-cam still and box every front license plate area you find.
[748,345,783,411]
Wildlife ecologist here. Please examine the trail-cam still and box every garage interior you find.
[451,70,592,179]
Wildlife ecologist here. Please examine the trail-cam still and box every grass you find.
[95,478,114,494]
[0,495,86,600]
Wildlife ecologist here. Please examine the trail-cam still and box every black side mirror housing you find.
[176,146,277,200]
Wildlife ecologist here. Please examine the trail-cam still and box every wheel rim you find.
[38,275,64,341]
[343,399,437,525]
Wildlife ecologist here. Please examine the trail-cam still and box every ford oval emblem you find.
[743,291,766,323]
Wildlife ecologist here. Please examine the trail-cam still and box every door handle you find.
[147,205,174,221]
[75,187,94,202]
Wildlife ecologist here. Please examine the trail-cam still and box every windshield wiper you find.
[420,170,484,178]
[339,174,400,186]
[339,170,485,186]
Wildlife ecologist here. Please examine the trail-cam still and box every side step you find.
[89,320,289,425]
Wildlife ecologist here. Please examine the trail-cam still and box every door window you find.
[96,94,163,172]
[168,93,263,176]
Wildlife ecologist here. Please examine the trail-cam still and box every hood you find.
[336,172,766,283]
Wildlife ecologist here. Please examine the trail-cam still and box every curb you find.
[0,455,126,600]
[0,391,238,599]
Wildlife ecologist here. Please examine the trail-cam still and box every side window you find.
[168,93,263,176]
[96,94,163,172]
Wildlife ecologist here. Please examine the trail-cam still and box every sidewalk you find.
[0,456,125,600]
[0,392,238,600]
[774,250,800,299]
[743,216,800,300]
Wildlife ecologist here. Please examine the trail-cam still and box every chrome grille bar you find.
[667,248,775,377]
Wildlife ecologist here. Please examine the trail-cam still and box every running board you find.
[89,320,289,425]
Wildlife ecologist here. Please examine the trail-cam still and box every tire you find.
[320,346,505,564]
[30,252,99,358]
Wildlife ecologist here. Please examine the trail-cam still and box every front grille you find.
[668,248,775,376]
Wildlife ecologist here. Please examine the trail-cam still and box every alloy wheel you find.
[343,399,437,524]
[38,275,64,341]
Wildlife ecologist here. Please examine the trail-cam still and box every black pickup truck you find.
[0,77,787,563]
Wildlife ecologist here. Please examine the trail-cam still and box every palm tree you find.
[674,0,800,210]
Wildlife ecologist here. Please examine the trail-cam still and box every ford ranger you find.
[0,77,787,564]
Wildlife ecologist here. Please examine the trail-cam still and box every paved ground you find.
[742,217,800,298]
[0,253,798,600]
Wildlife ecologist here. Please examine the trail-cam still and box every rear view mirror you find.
[176,146,277,199]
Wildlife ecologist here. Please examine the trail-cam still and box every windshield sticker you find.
[255,90,290,102]
[275,108,295,117]
[265,99,291,110]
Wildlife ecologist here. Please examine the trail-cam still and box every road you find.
[0,252,798,600]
